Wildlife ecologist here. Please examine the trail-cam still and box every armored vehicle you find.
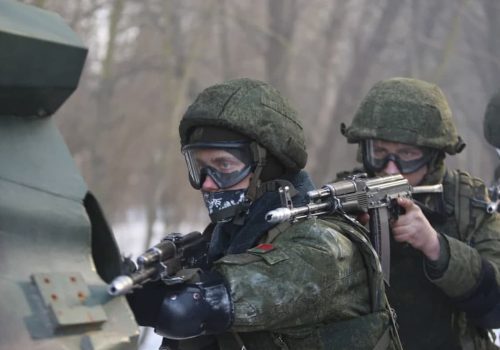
[0,1,139,349]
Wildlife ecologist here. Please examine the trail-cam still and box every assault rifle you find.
[108,231,208,296]
[265,173,443,284]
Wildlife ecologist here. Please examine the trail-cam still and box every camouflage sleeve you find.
[427,212,500,326]
[213,218,371,333]
[424,233,450,279]
[427,210,500,297]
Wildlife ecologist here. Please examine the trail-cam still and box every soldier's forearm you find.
[424,233,450,279]
[427,235,482,298]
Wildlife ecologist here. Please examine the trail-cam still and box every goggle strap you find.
[246,143,267,202]
[184,151,201,188]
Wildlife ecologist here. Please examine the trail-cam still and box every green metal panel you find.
[0,132,139,348]
[0,0,88,117]
[31,272,108,328]
[0,116,87,200]
[0,1,139,349]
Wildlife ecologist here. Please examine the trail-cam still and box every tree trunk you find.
[265,0,298,95]
[312,0,405,182]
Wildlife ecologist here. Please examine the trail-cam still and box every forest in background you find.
[20,0,500,255]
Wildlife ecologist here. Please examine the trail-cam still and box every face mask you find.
[202,189,247,222]
[363,139,435,174]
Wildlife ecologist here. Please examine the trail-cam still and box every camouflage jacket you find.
[214,215,397,350]
[417,169,500,350]
[166,171,399,350]
[338,168,500,350]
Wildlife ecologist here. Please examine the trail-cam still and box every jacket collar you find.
[208,170,315,261]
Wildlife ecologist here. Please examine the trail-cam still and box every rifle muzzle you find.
[108,275,134,296]
[265,208,293,223]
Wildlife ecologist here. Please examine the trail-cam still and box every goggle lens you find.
[182,142,253,189]
[363,140,434,174]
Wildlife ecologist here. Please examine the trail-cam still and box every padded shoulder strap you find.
[449,170,489,243]
[330,216,404,350]
[264,221,292,244]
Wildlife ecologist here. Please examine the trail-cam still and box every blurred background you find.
[18,0,500,348]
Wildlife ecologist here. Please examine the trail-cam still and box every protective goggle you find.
[363,139,435,174]
[182,141,254,190]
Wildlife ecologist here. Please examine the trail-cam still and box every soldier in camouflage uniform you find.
[127,78,401,349]
[340,77,500,350]
[484,91,500,185]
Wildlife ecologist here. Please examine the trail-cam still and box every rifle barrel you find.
[412,184,443,194]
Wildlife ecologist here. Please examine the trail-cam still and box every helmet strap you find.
[231,142,267,226]
[419,151,446,186]
[246,142,267,202]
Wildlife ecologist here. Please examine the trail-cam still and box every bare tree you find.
[265,0,298,94]
[312,0,405,182]
[27,0,500,263]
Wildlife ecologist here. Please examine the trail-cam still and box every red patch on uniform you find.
[255,243,274,251]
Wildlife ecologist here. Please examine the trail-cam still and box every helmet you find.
[342,77,465,155]
[179,78,307,172]
[484,91,500,148]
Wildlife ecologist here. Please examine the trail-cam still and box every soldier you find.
[340,77,500,350]
[484,91,500,185]
[127,78,401,349]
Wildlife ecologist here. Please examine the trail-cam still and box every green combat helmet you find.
[342,77,465,155]
[180,78,307,212]
[179,78,307,172]
[0,1,138,349]
[484,91,500,149]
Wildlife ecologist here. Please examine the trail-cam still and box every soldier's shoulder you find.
[444,169,488,197]
[282,215,363,248]
[285,215,340,234]
[318,214,370,242]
